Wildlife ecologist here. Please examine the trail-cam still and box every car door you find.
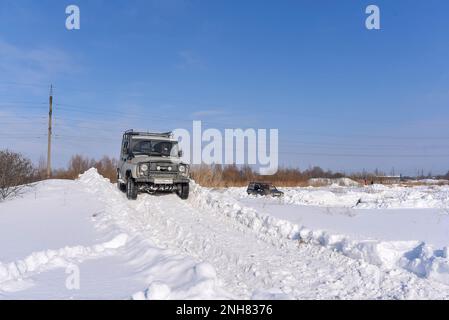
[118,134,129,180]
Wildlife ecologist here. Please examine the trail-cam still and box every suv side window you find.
[121,134,129,158]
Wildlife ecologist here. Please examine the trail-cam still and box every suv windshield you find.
[131,140,179,157]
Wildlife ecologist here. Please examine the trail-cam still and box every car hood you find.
[130,155,184,165]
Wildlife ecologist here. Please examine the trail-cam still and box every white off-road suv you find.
[117,130,190,200]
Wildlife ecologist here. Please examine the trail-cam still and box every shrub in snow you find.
[0,150,35,201]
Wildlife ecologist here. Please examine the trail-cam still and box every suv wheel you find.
[178,183,189,200]
[126,178,138,200]
[117,182,126,193]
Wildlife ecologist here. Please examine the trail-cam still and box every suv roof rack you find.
[124,130,173,138]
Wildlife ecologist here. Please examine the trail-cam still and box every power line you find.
[0,102,46,107]
[2,85,448,167]
[279,151,449,158]
[0,81,50,88]
[51,104,449,141]
[279,129,449,141]
[280,140,449,150]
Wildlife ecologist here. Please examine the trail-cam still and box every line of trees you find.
[47,157,449,187]
[190,164,346,187]
[3,149,449,201]
[48,156,350,187]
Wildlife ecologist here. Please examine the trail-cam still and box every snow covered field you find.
[221,185,449,284]
[1,170,449,299]
[226,184,449,247]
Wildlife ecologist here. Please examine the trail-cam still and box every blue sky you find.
[1,0,449,175]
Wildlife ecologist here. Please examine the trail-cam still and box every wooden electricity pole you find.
[47,85,53,179]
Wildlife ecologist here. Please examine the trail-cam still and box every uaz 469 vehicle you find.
[117,130,190,200]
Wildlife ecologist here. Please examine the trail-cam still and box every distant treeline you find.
[2,150,449,190]
[190,164,347,187]
[39,154,357,186]
[43,154,449,187]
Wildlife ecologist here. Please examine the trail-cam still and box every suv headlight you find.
[140,164,149,172]
[179,165,189,177]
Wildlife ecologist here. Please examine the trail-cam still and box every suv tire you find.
[126,178,138,200]
[178,183,189,200]
[118,182,126,193]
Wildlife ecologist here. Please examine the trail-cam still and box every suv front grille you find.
[149,163,179,172]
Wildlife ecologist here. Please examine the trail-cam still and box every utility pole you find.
[47,85,53,179]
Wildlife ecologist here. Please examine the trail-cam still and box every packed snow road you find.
[1,169,449,299]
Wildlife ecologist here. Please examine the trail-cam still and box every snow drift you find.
[308,177,360,187]
[0,234,128,286]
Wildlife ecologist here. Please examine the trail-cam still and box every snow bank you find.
[188,182,301,241]
[0,234,128,285]
[411,179,449,185]
[308,177,360,187]
[189,182,449,285]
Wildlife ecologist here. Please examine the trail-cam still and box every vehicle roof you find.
[131,136,177,142]
[249,182,274,185]
[124,130,177,142]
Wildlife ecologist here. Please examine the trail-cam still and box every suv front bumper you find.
[135,175,190,185]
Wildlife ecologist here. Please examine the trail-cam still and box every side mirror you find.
[178,150,184,157]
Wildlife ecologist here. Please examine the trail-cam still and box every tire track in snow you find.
[126,194,449,299]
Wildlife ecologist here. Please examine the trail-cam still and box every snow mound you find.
[78,168,111,184]
[308,178,360,187]
[132,262,227,300]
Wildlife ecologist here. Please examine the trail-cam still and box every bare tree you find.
[0,150,35,201]
[37,155,47,180]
